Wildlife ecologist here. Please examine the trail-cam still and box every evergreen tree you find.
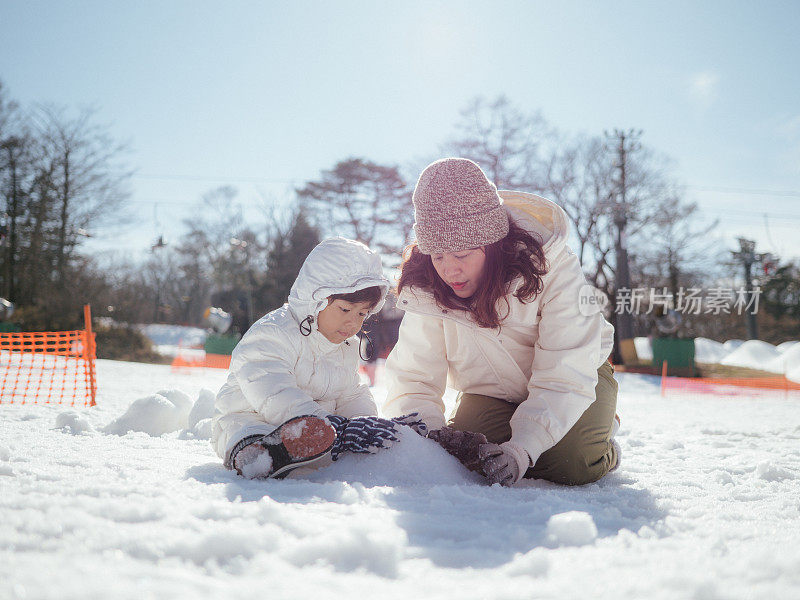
[257,210,320,313]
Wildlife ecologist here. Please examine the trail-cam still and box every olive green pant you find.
[449,361,619,485]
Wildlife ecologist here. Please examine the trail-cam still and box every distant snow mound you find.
[765,343,800,374]
[720,340,779,371]
[634,337,652,361]
[694,337,728,363]
[722,339,744,353]
[138,324,206,348]
[788,363,800,384]
[776,341,799,354]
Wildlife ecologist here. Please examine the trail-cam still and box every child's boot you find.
[231,415,336,479]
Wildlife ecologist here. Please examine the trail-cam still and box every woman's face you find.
[431,247,486,299]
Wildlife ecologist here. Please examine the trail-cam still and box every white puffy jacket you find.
[211,237,390,460]
[383,191,615,465]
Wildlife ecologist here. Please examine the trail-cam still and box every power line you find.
[687,185,800,198]
[133,173,302,184]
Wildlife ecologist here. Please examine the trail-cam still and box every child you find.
[211,237,425,479]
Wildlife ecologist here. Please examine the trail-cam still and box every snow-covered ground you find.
[2,360,800,599]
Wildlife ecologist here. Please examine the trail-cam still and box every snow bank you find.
[723,339,745,352]
[694,337,728,363]
[777,341,799,354]
[720,340,780,371]
[633,337,652,361]
[138,324,207,347]
[764,343,800,374]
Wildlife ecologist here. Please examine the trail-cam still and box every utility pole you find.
[731,237,760,340]
[606,129,641,344]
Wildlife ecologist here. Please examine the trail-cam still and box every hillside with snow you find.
[2,358,800,599]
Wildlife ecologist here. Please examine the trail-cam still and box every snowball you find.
[0,444,10,461]
[0,464,14,477]
[192,418,213,440]
[55,411,93,435]
[545,511,598,547]
[103,392,191,436]
[755,461,796,482]
[187,388,216,429]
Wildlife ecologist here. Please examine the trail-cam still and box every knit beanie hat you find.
[412,158,510,254]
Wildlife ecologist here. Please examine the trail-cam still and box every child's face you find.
[316,298,375,344]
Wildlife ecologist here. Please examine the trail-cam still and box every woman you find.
[383,158,619,487]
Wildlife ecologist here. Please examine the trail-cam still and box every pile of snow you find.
[103,387,215,438]
[632,336,800,374]
[138,324,207,348]
[720,340,781,371]
[765,344,800,375]
[633,337,652,361]
[723,339,745,352]
[693,337,728,363]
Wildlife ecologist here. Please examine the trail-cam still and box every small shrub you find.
[93,323,171,364]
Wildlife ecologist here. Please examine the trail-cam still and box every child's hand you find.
[330,415,400,460]
[390,412,428,437]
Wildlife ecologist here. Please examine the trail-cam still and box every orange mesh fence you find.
[661,360,800,400]
[0,305,97,406]
[171,352,231,372]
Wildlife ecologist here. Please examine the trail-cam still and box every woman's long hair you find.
[397,220,548,328]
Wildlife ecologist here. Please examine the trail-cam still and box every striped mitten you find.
[329,415,400,461]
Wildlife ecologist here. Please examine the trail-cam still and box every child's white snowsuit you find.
[211,237,390,465]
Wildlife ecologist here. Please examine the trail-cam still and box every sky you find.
[1,0,799,264]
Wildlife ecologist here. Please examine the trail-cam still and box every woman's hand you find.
[478,441,529,486]
[427,426,488,471]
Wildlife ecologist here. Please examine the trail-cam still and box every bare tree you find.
[442,95,553,191]
[296,158,412,262]
[33,105,131,285]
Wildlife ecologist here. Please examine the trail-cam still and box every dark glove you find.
[478,442,525,487]
[390,412,428,437]
[328,415,400,461]
[427,426,488,471]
